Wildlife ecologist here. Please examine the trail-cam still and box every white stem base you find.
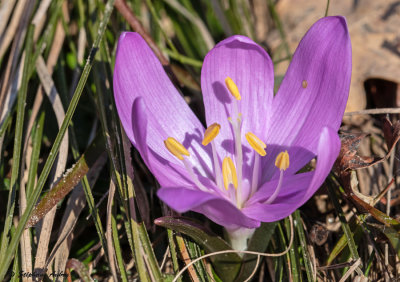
[226,227,255,254]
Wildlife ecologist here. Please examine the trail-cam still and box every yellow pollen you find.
[164,137,190,160]
[225,77,241,100]
[245,132,267,156]
[275,150,290,171]
[222,157,238,190]
[302,80,308,88]
[202,123,221,146]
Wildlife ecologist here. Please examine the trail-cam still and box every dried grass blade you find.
[0,1,115,277]
[0,0,17,35]
[33,54,69,274]
[106,180,118,281]
[0,25,34,266]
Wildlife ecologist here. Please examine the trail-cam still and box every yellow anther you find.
[225,77,241,100]
[245,132,267,156]
[222,157,238,190]
[164,137,190,160]
[275,151,290,171]
[202,123,221,146]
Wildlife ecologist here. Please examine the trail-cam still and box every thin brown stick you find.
[339,258,363,282]
[114,0,169,66]
[0,0,34,119]
[344,108,400,116]
[106,180,118,281]
[114,0,180,85]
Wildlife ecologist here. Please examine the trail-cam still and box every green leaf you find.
[367,223,400,260]
[155,216,242,281]
[326,225,363,266]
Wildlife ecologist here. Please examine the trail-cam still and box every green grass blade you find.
[25,111,45,198]
[0,0,115,277]
[0,24,34,264]
[111,204,128,282]
[294,210,314,282]
[285,216,301,282]
[327,180,363,276]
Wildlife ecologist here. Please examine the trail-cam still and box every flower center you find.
[163,77,290,208]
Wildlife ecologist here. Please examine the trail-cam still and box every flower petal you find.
[243,126,340,222]
[114,32,213,176]
[131,97,195,187]
[268,16,351,154]
[158,186,260,229]
[246,171,314,206]
[201,35,274,157]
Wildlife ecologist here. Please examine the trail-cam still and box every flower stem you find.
[226,227,255,253]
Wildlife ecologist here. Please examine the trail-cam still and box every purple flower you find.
[113,17,351,236]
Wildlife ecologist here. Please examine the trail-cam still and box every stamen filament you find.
[202,123,223,190]
[246,132,266,197]
[265,151,290,204]
[182,157,209,192]
[234,121,243,206]
[264,169,284,204]
[225,77,243,207]
[211,141,223,190]
[164,137,210,193]
[228,115,243,206]
[250,153,260,196]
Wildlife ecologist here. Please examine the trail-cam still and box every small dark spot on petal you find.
[302,80,308,89]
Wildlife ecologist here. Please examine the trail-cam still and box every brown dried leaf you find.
[340,172,400,232]
[335,121,400,173]
[268,0,400,112]
[382,117,400,153]
[335,132,380,172]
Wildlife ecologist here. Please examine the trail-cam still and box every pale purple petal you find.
[246,171,314,206]
[262,16,351,180]
[114,32,213,177]
[201,35,274,159]
[131,97,197,187]
[158,187,260,229]
[243,127,340,222]
[269,16,350,150]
